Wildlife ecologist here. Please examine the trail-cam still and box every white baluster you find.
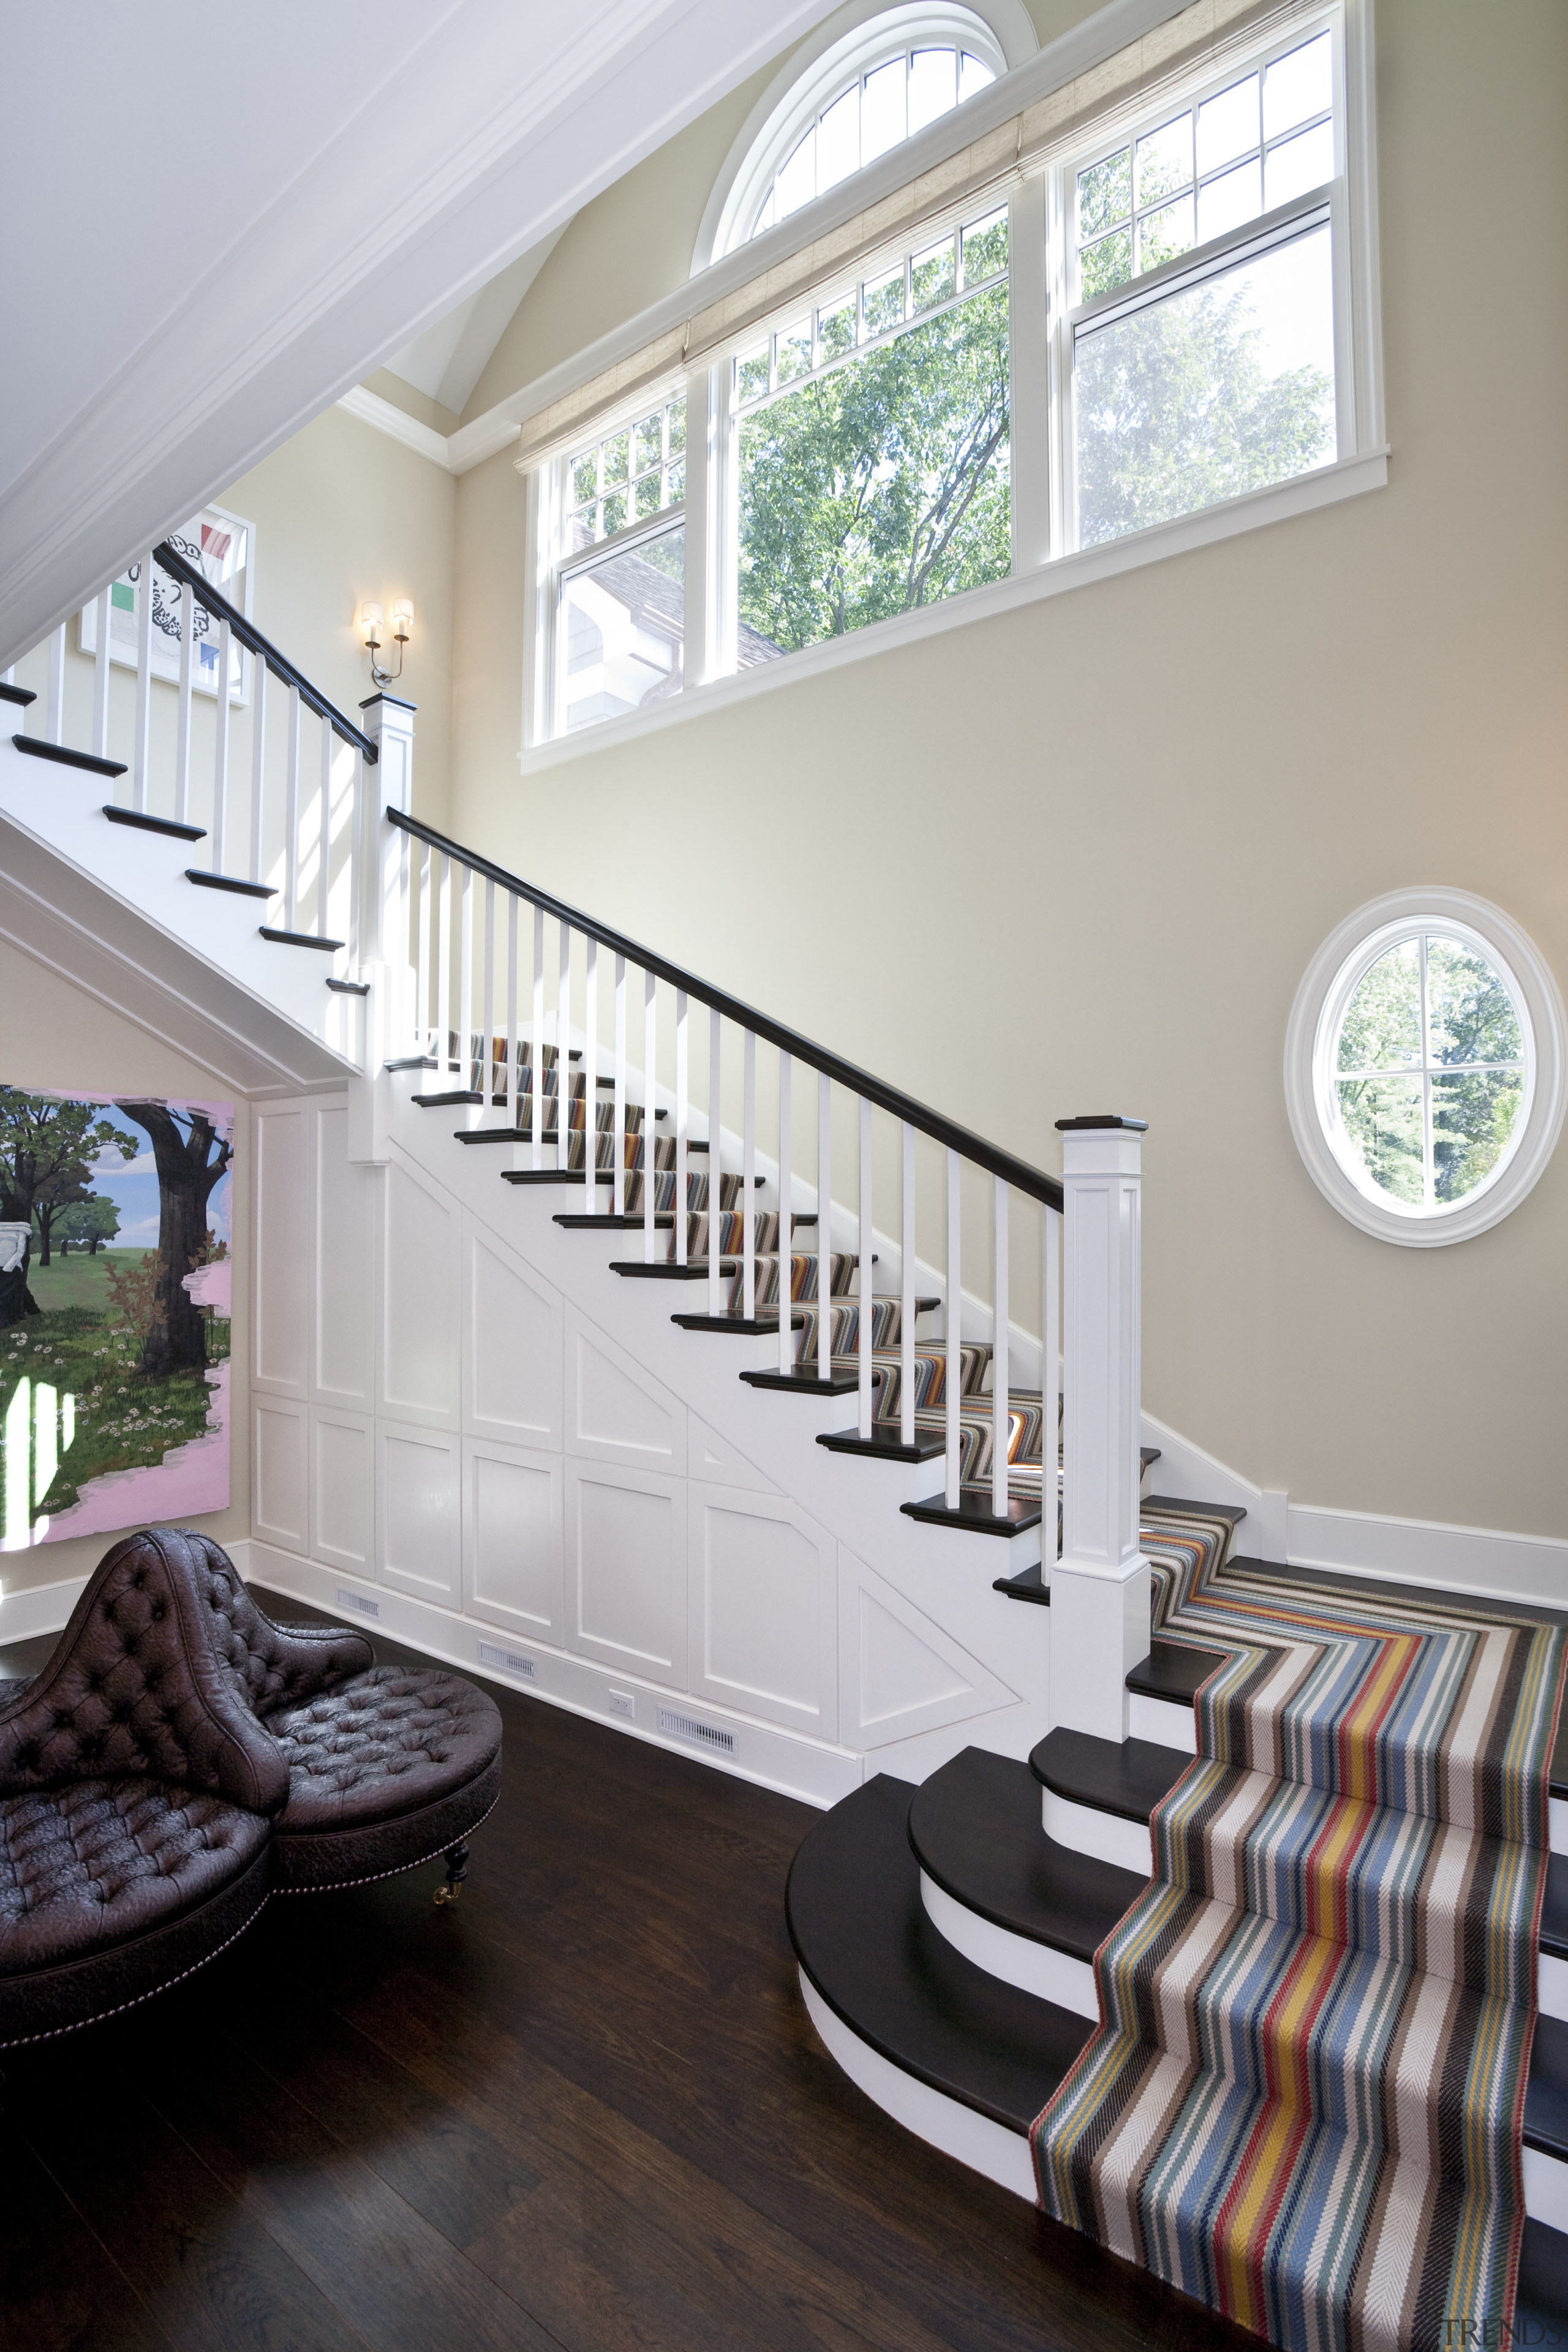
[46,624,65,745]
[613,956,627,1218]
[530,904,545,1167]
[91,587,111,764]
[945,1148,961,1508]
[675,990,688,1267]
[992,1177,1009,1520]
[316,715,333,935]
[247,657,266,882]
[283,682,301,931]
[209,619,231,872]
[643,967,657,1262]
[742,1032,756,1319]
[708,1009,722,1319]
[583,935,598,1205]
[859,1097,873,1439]
[458,861,474,1084]
[900,1121,915,1449]
[1044,1200,1061,1567]
[481,876,496,1123]
[557,921,571,1168]
[1049,1118,1148,1741]
[347,748,364,973]
[777,1052,791,1374]
[396,824,412,1045]
[437,853,453,1073]
[174,583,194,819]
[505,893,519,1131]
[132,553,154,811]
[817,1074,831,1386]
[416,840,433,1054]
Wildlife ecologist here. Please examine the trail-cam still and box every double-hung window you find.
[524,2,1376,752]
[1061,23,1343,550]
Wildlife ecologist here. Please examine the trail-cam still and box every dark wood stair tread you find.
[993,1562,1049,1604]
[1030,1726,1188,1823]
[741,1366,862,1395]
[0,682,37,708]
[902,1490,1042,1537]
[502,1169,586,1186]
[908,1748,1145,1959]
[104,804,205,841]
[818,1425,945,1463]
[13,733,126,777]
[414,1090,483,1106]
[786,1775,1088,2134]
[259,925,344,950]
[186,868,275,897]
[1125,1640,1227,1704]
[325,976,369,994]
[1142,1493,1245,1523]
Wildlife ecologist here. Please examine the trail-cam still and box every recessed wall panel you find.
[567,1463,684,1683]
[465,1222,562,1447]
[464,1438,562,1639]
[378,1419,459,1604]
[254,1106,307,1393]
[381,1157,459,1425]
[567,1308,684,1472]
[689,1485,836,1736]
[314,1102,374,1404]
[252,1397,307,1552]
[311,1407,373,1574]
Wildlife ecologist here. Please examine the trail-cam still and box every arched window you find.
[1284,890,1566,1246]
[694,4,1035,273]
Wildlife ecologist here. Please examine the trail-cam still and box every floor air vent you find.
[336,1588,380,1620]
[656,1705,735,1755]
[478,1641,536,1680]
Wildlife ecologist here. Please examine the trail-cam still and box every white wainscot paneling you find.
[462,1436,564,1643]
[463,1216,562,1448]
[252,1396,308,1553]
[687,1484,837,1739]
[380,1154,459,1427]
[314,1100,375,1405]
[311,1406,374,1575]
[566,1305,685,1475]
[254,1104,307,1393]
[378,1418,460,1605]
[688,1414,777,1494]
[838,1551,1017,1751]
[567,1460,685,1687]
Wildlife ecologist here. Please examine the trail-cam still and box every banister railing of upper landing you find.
[1,540,382,969]
[383,805,1068,1528]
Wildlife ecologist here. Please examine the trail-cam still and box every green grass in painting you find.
[23,1247,149,1316]
[0,1298,231,1525]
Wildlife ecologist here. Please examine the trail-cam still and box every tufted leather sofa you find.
[0,1529,503,2048]
[0,1530,286,2047]
[154,1529,503,1897]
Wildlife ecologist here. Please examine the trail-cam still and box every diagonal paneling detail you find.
[839,1551,1018,1751]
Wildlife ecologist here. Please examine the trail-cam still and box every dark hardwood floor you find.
[0,1600,1256,2352]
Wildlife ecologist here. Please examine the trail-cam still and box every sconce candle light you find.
[360,595,413,685]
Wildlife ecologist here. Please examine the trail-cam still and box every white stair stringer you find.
[0,735,358,1091]
[349,1071,1050,1791]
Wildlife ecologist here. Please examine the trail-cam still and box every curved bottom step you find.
[790,1766,1568,2323]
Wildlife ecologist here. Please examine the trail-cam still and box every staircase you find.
[7,541,1568,2351]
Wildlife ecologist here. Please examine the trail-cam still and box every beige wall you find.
[0,941,253,1599]
[221,404,456,829]
[443,0,1568,1546]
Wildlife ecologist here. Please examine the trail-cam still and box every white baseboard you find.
[248,1541,862,1811]
[0,1569,88,1643]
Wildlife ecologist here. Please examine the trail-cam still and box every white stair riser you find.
[918,1871,1098,2019]
[801,1970,1568,2229]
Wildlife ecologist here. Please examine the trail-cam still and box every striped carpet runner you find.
[1031,1510,1567,2352]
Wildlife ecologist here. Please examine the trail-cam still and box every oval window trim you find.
[1284,888,1566,1246]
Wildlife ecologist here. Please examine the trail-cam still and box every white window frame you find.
[1284,889,1567,1248]
[1053,9,1350,558]
[521,0,1385,767]
[694,1,1035,271]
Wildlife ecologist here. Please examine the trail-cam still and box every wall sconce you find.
[360,596,413,686]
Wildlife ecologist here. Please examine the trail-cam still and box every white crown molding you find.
[0,0,845,668]
[337,385,456,472]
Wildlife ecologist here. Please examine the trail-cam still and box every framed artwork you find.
[77,503,254,703]
[0,1088,234,1550]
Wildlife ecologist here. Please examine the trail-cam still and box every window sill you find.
[519,444,1389,775]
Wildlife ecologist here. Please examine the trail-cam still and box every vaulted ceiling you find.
[0,0,839,666]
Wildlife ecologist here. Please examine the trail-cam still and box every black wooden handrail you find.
[152,541,378,760]
[388,808,1063,1210]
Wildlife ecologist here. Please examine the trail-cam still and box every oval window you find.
[1284,891,1566,1246]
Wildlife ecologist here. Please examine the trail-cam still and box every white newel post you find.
[347,693,415,1165]
[1049,1115,1149,1743]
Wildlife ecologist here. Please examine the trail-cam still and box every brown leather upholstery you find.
[152,1529,502,1894]
[0,1529,290,1817]
[0,1533,285,2045]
